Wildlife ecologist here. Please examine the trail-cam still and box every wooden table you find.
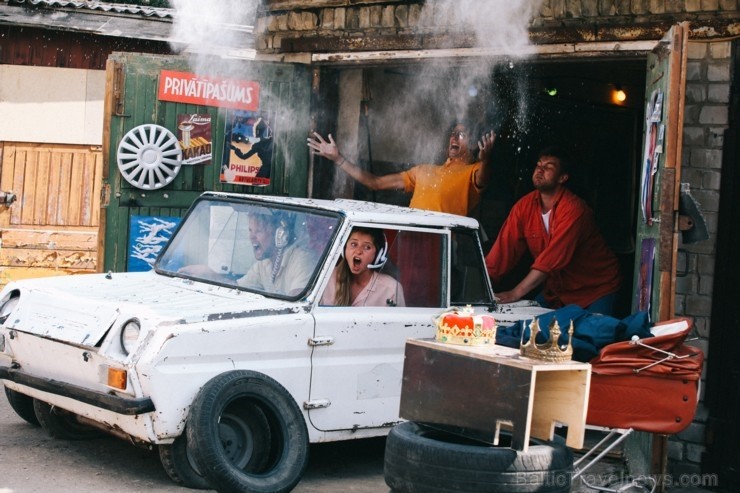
[399,338,591,452]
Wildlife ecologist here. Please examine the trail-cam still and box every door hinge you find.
[100,183,111,208]
[303,399,331,410]
[0,191,17,206]
[308,336,334,347]
[113,63,127,117]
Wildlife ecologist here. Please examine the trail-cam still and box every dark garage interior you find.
[312,57,648,317]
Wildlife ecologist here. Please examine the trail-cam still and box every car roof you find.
[201,191,480,229]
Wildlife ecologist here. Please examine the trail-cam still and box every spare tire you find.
[384,421,572,493]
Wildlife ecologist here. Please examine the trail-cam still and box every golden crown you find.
[435,305,496,346]
[520,318,574,362]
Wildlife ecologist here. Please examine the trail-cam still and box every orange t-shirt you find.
[401,158,482,216]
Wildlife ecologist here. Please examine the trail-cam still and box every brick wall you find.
[670,39,731,477]
[256,0,737,481]
[257,0,739,52]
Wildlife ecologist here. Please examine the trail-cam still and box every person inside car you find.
[320,227,405,307]
[180,211,315,296]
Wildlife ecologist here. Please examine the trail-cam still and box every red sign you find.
[158,70,260,111]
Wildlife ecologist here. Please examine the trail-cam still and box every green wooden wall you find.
[103,53,311,272]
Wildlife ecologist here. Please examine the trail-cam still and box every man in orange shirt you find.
[307,122,496,217]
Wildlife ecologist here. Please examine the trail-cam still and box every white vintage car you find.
[0,192,546,493]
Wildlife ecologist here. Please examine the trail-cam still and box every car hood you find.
[2,271,301,346]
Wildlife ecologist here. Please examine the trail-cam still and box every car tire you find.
[159,431,212,490]
[4,387,40,426]
[384,421,573,493]
[187,370,309,493]
[33,399,102,440]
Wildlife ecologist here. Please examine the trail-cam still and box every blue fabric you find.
[535,292,618,316]
[584,292,617,316]
[495,304,652,362]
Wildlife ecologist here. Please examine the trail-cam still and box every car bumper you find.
[0,365,155,415]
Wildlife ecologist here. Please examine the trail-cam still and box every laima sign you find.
[158,70,260,111]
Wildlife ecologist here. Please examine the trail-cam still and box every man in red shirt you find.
[485,147,622,315]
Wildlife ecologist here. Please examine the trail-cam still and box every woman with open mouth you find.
[320,227,405,307]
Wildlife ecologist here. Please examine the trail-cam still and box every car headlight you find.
[0,294,20,325]
[120,319,142,355]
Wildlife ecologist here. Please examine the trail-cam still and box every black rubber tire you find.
[159,431,212,490]
[32,399,102,440]
[187,370,309,493]
[384,421,573,493]
[4,387,40,426]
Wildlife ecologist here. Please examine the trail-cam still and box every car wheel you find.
[4,387,40,426]
[159,431,212,490]
[384,421,573,493]
[33,399,102,440]
[187,370,309,493]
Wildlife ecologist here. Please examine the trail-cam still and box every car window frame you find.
[154,195,343,302]
[312,222,452,309]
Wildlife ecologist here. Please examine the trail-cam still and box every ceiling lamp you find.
[613,84,627,103]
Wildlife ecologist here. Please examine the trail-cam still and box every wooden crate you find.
[400,338,591,452]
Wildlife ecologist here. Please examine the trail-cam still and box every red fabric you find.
[485,187,621,308]
[589,318,703,379]
[587,318,704,434]
[390,231,443,308]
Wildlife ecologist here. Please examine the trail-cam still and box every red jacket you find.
[486,188,622,309]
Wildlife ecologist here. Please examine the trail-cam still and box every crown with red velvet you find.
[435,305,496,346]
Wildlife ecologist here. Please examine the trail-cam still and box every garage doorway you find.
[312,57,647,317]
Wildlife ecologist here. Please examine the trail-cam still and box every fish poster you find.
[128,215,181,272]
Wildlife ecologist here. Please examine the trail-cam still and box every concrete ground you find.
[0,382,717,493]
[0,382,389,493]
[569,429,717,493]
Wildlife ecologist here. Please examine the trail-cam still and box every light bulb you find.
[613,84,627,103]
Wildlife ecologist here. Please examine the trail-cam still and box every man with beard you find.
[307,122,496,217]
[485,147,622,315]
[238,212,315,296]
[178,211,315,296]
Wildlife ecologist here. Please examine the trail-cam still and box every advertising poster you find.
[128,215,181,272]
[177,113,212,165]
[221,110,274,186]
[636,237,656,312]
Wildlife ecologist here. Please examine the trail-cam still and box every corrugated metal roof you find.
[4,0,174,18]
[1,0,255,57]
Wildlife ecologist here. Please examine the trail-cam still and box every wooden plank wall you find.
[0,142,103,287]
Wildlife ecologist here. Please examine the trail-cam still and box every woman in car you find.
[321,227,405,307]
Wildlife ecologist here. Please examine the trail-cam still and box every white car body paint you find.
[0,192,548,446]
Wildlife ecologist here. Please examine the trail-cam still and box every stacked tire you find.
[384,421,573,493]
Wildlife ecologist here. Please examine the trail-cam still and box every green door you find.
[101,53,311,272]
[627,22,688,478]
[632,23,688,322]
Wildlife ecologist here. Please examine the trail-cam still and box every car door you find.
[307,225,449,432]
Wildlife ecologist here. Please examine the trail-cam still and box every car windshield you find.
[156,197,340,299]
